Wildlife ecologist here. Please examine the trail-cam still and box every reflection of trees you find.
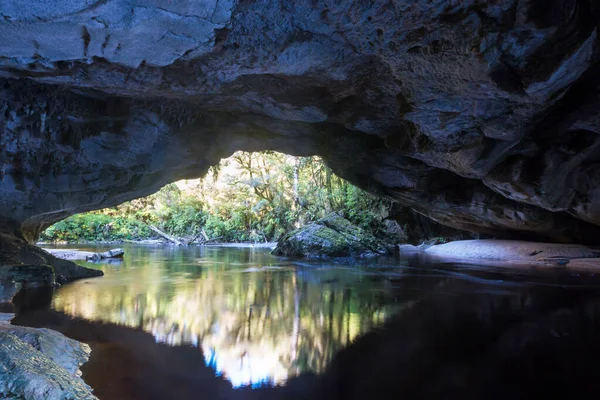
[51,249,394,386]
[290,283,600,400]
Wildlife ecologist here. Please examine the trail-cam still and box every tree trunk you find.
[201,229,209,242]
[187,228,210,244]
[148,225,186,245]
[86,248,124,262]
[292,158,300,228]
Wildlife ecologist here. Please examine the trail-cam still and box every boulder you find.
[273,214,396,259]
[0,314,97,399]
[398,244,420,255]
[382,220,408,243]
[0,231,102,299]
[424,240,600,265]
[85,248,124,262]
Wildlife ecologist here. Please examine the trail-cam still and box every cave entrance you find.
[39,151,393,245]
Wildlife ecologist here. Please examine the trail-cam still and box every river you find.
[9,244,600,399]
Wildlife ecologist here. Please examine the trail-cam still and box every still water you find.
[11,244,600,399]
[49,245,396,387]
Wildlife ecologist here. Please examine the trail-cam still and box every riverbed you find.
[8,244,600,399]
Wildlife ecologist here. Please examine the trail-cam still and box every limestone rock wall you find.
[1,0,600,244]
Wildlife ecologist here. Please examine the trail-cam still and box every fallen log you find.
[148,225,212,246]
[86,248,125,262]
[187,229,207,245]
[200,229,209,242]
[148,225,186,245]
[202,236,223,244]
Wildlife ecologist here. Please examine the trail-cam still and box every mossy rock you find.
[273,213,396,259]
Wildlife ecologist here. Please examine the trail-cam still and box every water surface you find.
[28,245,400,386]
[12,244,600,400]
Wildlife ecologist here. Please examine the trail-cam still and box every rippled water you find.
[12,244,600,400]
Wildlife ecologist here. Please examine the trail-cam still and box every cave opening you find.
[38,150,400,248]
[3,0,600,398]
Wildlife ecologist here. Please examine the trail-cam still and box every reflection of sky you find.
[203,347,282,388]
[50,246,394,388]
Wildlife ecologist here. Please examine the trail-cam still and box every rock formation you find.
[0,231,102,300]
[1,0,600,271]
[424,239,600,266]
[273,213,396,258]
[0,313,97,399]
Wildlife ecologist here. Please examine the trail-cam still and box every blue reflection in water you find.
[203,347,276,388]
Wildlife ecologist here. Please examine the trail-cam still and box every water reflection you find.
[290,282,600,400]
[47,245,397,387]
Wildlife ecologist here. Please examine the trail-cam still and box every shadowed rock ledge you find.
[1,0,600,271]
[0,231,103,301]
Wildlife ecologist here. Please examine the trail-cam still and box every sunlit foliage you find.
[41,152,391,242]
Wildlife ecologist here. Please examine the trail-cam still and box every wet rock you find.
[0,314,96,399]
[273,214,396,258]
[0,231,102,299]
[0,314,91,376]
[0,264,54,288]
[382,220,408,243]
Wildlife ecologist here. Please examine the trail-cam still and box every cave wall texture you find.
[1,0,600,245]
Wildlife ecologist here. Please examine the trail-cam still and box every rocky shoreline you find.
[272,216,600,269]
[0,232,103,302]
[0,313,96,399]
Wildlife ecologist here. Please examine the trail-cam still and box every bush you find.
[40,214,152,242]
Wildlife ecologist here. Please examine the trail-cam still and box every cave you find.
[0,1,600,268]
[2,0,600,281]
[2,0,600,283]
[2,0,600,397]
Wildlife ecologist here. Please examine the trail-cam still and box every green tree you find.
[41,152,391,243]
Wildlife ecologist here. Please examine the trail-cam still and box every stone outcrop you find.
[273,213,396,258]
[1,0,600,269]
[424,239,600,266]
[0,231,103,300]
[0,313,97,399]
[43,248,124,262]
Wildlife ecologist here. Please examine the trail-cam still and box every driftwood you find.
[149,225,187,245]
[148,225,213,246]
[86,248,124,262]
[187,229,209,245]
[201,229,210,242]
[202,236,223,244]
